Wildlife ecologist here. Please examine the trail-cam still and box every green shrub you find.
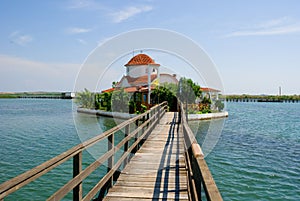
[215,100,224,111]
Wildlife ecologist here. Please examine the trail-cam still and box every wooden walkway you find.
[103,112,189,201]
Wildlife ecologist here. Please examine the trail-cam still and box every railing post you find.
[146,112,150,136]
[147,112,150,126]
[151,109,153,126]
[132,119,139,153]
[140,115,146,146]
[124,124,130,168]
[185,101,188,123]
[158,105,161,124]
[108,133,114,187]
[73,151,82,201]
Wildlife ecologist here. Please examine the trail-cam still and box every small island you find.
[75,53,227,120]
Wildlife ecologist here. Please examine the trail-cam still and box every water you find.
[0,99,118,200]
[1,100,299,200]
[191,102,300,200]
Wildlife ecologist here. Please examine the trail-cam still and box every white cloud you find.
[9,31,19,38]
[76,38,87,45]
[256,17,291,29]
[111,5,153,23]
[66,27,92,34]
[225,17,300,37]
[67,0,95,9]
[9,31,33,46]
[227,25,300,37]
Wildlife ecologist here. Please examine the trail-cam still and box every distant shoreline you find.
[223,94,300,103]
[0,92,74,99]
[1,92,299,103]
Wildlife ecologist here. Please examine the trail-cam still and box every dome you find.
[125,54,160,66]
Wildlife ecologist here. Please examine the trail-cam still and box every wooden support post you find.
[146,112,150,136]
[185,101,188,123]
[133,119,139,153]
[73,152,82,201]
[108,133,114,187]
[124,124,130,167]
[140,116,146,146]
[150,109,153,126]
[147,112,150,123]
[158,105,161,124]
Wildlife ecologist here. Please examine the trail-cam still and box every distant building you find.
[200,87,220,101]
[103,53,178,106]
[102,53,222,109]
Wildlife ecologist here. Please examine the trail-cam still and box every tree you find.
[177,77,201,104]
[151,83,178,111]
[112,81,118,88]
[111,88,130,113]
[98,92,112,111]
[215,100,224,111]
[75,88,95,109]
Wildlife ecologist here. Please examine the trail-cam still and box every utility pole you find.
[279,86,282,96]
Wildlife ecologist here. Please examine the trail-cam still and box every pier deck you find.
[103,112,189,201]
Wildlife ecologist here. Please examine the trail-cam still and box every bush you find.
[111,89,129,112]
[129,101,136,114]
[75,88,95,109]
[141,104,147,113]
[215,100,224,111]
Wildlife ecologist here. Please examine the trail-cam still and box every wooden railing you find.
[180,103,223,201]
[0,102,168,201]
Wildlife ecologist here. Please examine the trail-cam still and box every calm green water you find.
[1,99,299,200]
[0,99,118,200]
[191,102,300,201]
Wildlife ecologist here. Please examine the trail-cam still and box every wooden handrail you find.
[180,103,223,201]
[0,101,168,200]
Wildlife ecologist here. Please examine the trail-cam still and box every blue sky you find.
[0,0,299,94]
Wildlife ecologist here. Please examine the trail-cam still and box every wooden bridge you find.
[0,102,222,201]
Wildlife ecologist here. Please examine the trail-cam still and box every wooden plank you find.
[116,175,187,183]
[104,197,188,201]
[123,160,185,165]
[114,180,187,188]
[138,148,185,153]
[108,186,188,192]
[130,157,185,164]
[103,112,189,201]
[106,191,188,200]
[122,163,186,170]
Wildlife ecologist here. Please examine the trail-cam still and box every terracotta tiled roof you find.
[126,74,157,86]
[101,86,153,94]
[124,87,139,93]
[125,54,160,66]
[201,87,220,92]
[140,86,155,92]
[101,88,115,93]
[101,87,138,93]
